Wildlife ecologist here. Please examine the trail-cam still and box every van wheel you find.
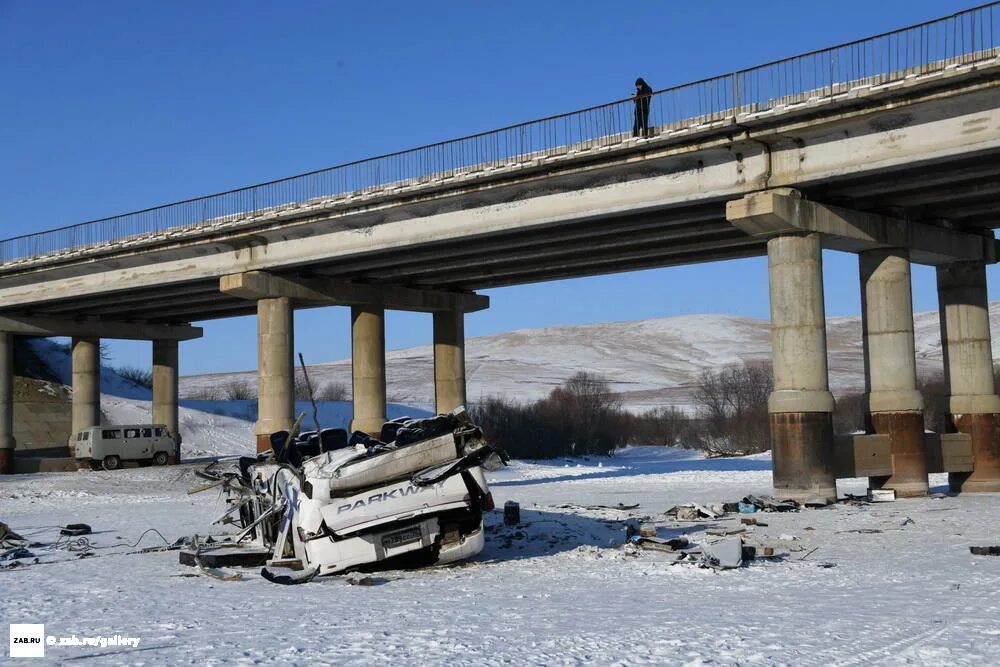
[102,455,121,471]
[152,452,168,466]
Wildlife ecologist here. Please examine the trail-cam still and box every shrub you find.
[315,382,349,401]
[222,378,257,400]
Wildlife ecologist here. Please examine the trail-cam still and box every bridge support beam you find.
[255,297,295,453]
[0,333,14,474]
[860,248,927,497]
[70,337,101,458]
[351,305,387,436]
[766,234,837,502]
[153,339,180,464]
[434,310,466,413]
[937,262,1000,492]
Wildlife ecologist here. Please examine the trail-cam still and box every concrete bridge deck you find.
[0,53,998,324]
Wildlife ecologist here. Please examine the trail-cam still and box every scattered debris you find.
[970,546,1000,556]
[59,524,92,537]
[179,543,271,568]
[900,517,915,527]
[638,523,658,538]
[630,535,690,553]
[740,518,767,527]
[741,495,799,512]
[504,501,521,526]
[803,497,831,508]
[838,528,882,534]
[261,565,320,585]
[707,526,746,537]
[346,574,389,586]
[797,547,819,561]
[869,489,896,502]
[665,504,721,521]
[700,537,744,570]
[0,521,28,550]
[737,502,757,514]
[0,547,34,561]
[558,503,640,511]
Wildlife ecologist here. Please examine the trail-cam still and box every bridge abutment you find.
[70,337,101,458]
[766,233,837,503]
[937,261,1000,492]
[351,305,387,436]
[860,248,928,497]
[0,332,15,474]
[255,297,295,453]
[433,310,466,414]
[153,339,180,464]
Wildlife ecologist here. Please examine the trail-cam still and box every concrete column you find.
[255,297,295,453]
[767,233,837,502]
[937,261,1000,492]
[433,310,467,413]
[153,339,180,464]
[70,337,101,458]
[351,305,386,435]
[860,249,928,497]
[0,333,14,474]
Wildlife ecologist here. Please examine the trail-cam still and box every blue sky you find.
[0,0,989,375]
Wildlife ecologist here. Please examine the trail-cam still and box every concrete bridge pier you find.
[0,332,14,474]
[860,249,928,497]
[433,310,466,413]
[255,297,295,453]
[937,261,1000,492]
[70,337,101,458]
[153,339,180,463]
[351,305,387,436]
[766,233,837,503]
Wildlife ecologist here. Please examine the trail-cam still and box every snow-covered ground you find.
[4,446,999,665]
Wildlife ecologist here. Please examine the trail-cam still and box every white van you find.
[75,424,177,470]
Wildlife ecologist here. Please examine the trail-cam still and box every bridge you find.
[0,4,998,501]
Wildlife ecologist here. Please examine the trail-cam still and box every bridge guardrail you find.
[1,2,997,265]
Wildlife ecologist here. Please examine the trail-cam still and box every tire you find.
[152,451,168,466]
[102,455,121,471]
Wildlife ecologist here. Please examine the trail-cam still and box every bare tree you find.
[117,365,153,389]
[694,363,773,455]
[626,406,689,447]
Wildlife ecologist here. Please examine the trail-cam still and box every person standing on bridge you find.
[632,77,653,138]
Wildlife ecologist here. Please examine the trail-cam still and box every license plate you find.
[382,526,421,550]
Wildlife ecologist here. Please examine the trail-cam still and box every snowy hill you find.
[180,304,1000,413]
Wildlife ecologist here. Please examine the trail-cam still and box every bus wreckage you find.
[184,408,504,584]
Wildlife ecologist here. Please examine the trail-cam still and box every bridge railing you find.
[2,2,998,264]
